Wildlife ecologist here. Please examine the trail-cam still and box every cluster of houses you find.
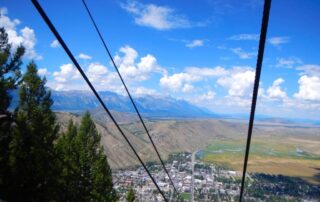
[112,152,243,201]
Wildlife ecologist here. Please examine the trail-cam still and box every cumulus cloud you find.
[217,67,255,97]
[294,75,320,101]
[186,66,229,77]
[0,7,41,60]
[50,39,60,48]
[114,45,165,81]
[228,34,259,41]
[132,86,158,97]
[86,62,108,81]
[186,39,204,48]
[50,64,83,91]
[120,1,192,30]
[199,90,215,101]
[78,53,92,60]
[160,73,196,92]
[51,62,118,92]
[292,64,320,101]
[182,84,195,93]
[160,66,228,92]
[231,48,256,59]
[50,46,164,93]
[268,36,289,47]
[267,78,287,99]
[38,68,49,76]
[53,64,80,83]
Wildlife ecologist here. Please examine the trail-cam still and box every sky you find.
[1,0,320,120]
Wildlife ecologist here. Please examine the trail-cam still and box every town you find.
[113,152,242,201]
[113,152,320,201]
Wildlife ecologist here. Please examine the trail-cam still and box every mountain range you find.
[9,89,320,125]
[9,89,216,118]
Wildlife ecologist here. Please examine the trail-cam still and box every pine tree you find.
[56,112,118,201]
[55,120,79,201]
[0,27,25,199]
[5,62,60,201]
[126,187,136,202]
[0,27,25,113]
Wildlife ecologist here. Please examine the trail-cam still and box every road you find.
[191,150,197,202]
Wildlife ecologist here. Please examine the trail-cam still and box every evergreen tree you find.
[0,27,25,199]
[0,27,25,113]
[55,120,79,201]
[5,62,60,201]
[0,26,117,201]
[56,112,118,201]
[126,187,136,202]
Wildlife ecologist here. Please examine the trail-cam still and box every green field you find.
[179,192,191,200]
[202,136,320,184]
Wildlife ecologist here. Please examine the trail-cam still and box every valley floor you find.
[113,152,320,202]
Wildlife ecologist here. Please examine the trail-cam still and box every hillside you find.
[55,112,320,173]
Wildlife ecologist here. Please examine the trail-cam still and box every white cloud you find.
[294,75,320,101]
[0,7,41,60]
[132,86,158,97]
[86,62,108,82]
[50,39,60,48]
[264,65,320,111]
[185,66,229,77]
[114,45,165,81]
[78,53,92,60]
[160,66,228,92]
[50,63,85,91]
[53,64,80,83]
[49,46,165,93]
[228,34,259,41]
[169,38,206,48]
[296,64,320,77]
[276,57,302,68]
[160,72,196,92]
[225,96,252,107]
[293,64,320,101]
[231,48,255,59]
[50,62,118,92]
[217,68,255,97]
[268,37,289,47]
[186,39,204,48]
[199,90,215,101]
[92,71,124,94]
[182,84,195,93]
[282,98,320,111]
[38,68,49,76]
[121,1,191,30]
[267,78,287,99]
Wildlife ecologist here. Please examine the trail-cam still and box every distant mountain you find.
[9,89,216,118]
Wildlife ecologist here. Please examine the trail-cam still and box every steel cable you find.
[30,0,168,201]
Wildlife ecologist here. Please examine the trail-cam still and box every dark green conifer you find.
[0,26,25,200]
[126,187,136,202]
[7,62,60,201]
[56,112,118,201]
[0,27,25,113]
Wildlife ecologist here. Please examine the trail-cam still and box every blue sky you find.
[1,0,320,120]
